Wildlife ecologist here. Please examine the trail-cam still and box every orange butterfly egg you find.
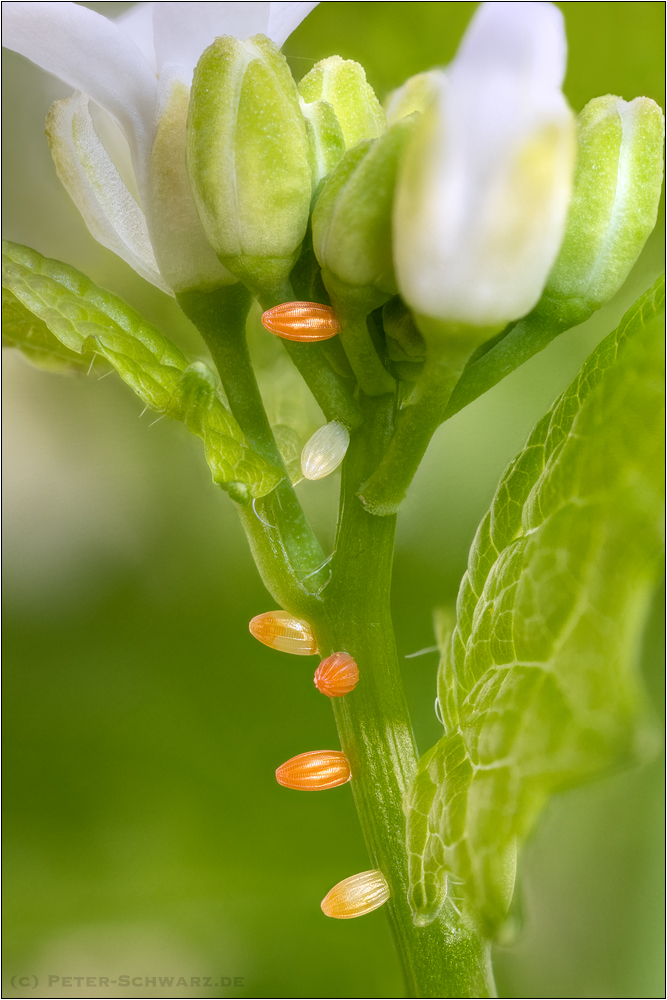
[261,302,340,342]
[314,652,359,697]
[321,870,390,919]
[249,611,318,655]
[275,750,351,790]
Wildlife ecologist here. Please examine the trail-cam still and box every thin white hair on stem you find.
[300,550,335,582]
[148,414,165,427]
[405,645,439,659]
[86,355,96,376]
[97,369,113,380]
[435,697,445,726]
[252,497,276,529]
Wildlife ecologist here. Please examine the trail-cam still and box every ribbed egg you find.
[248,611,318,655]
[261,301,340,341]
[321,870,390,919]
[314,652,359,697]
[301,421,350,480]
[275,750,351,790]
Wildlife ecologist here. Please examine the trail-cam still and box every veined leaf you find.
[3,286,89,373]
[406,276,665,935]
[2,241,283,500]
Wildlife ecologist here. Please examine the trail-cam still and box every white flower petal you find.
[2,1,157,174]
[151,2,271,82]
[46,92,170,293]
[453,1,567,94]
[146,66,238,292]
[394,1,575,328]
[115,2,157,75]
[267,1,320,47]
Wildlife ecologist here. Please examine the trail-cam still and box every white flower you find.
[393,1,576,331]
[2,1,319,294]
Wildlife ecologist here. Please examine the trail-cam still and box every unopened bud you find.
[298,55,386,150]
[313,117,417,305]
[187,34,311,301]
[543,95,664,320]
[384,71,439,124]
[393,3,576,356]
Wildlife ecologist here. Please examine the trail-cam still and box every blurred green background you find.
[2,3,664,997]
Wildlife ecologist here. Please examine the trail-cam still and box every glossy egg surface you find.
[301,421,350,480]
[314,652,359,697]
[248,611,318,655]
[321,869,390,919]
[261,302,340,341]
[275,750,351,790]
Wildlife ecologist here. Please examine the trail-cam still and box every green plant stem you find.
[258,287,364,429]
[307,395,495,998]
[357,353,469,516]
[177,286,325,588]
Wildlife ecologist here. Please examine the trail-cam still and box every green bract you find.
[405,279,664,934]
[186,34,312,303]
[298,55,386,150]
[544,95,665,322]
[2,241,283,501]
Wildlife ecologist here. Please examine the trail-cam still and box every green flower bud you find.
[312,116,417,395]
[298,55,386,150]
[313,115,417,304]
[187,34,312,302]
[384,71,439,124]
[543,95,664,320]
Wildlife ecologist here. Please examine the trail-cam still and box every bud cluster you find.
[184,4,662,380]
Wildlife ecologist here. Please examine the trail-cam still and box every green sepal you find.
[298,55,386,150]
[2,240,283,500]
[545,94,664,314]
[300,97,346,188]
[406,283,664,934]
[187,33,311,302]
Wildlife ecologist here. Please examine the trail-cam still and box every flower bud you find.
[393,2,576,353]
[542,95,664,320]
[249,611,318,655]
[298,56,386,150]
[313,117,417,303]
[275,750,351,790]
[321,870,390,919]
[187,34,312,300]
[312,117,417,394]
[384,71,439,124]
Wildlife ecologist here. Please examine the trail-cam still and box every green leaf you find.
[406,277,665,936]
[2,241,283,500]
[2,286,89,373]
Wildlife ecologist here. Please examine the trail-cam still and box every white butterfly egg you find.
[301,422,350,481]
